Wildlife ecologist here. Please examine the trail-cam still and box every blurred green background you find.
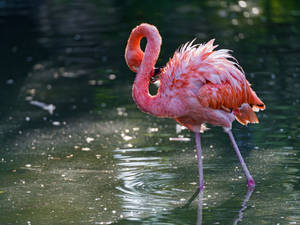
[0,0,299,224]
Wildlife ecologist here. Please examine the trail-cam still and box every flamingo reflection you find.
[183,188,254,225]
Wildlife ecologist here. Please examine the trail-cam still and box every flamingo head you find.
[125,46,144,73]
[125,23,162,74]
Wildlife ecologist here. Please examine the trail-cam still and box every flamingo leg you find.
[195,132,204,191]
[225,129,255,188]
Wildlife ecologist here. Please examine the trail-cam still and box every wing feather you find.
[161,39,265,123]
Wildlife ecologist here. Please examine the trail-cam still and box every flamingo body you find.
[125,23,265,190]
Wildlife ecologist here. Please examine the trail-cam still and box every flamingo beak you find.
[150,67,163,83]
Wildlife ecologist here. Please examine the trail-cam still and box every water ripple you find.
[114,147,182,219]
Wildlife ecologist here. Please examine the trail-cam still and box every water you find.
[0,0,300,224]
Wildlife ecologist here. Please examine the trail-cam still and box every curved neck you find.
[127,24,167,117]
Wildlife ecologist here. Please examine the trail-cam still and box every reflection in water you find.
[184,189,203,225]
[197,192,203,225]
[0,0,300,224]
[115,143,256,224]
[184,188,254,225]
[233,188,254,225]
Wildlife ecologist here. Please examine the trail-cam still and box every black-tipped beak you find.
[150,66,163,83]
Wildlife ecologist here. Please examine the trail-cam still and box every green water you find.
[0,0,300,224]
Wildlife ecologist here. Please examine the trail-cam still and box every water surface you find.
[0,0,300,224]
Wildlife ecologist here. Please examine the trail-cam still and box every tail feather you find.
[235,86,265,125]
[235,103,259,126]
[248,88,266,111]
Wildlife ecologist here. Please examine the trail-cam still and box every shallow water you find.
[0,0,300,224]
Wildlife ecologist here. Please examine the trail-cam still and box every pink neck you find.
[129,24,167,117]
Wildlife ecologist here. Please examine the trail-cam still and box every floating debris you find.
[169,136,191,142]
[66,154,73,159]
[62,71,75,78]
[86,137,94,143]
[147,127,158,133]
[27,89,36,96]
[176,124,187,133]
[30,100,56,115]
[132,127,140,132]
[125,143,133,148]
[88,80,104,86]
[252,7,259,15]
[122,135,132,141]
[238,0,247,8]
[108,74,116,80]
[52,121,61,126]
[117,107,127,116]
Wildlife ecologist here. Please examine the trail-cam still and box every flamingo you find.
[125,23,265,191]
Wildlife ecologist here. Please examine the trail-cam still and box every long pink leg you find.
[195,132,204,191]
[225,128,255,188]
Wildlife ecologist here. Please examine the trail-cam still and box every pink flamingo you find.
[125,23,265,191]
